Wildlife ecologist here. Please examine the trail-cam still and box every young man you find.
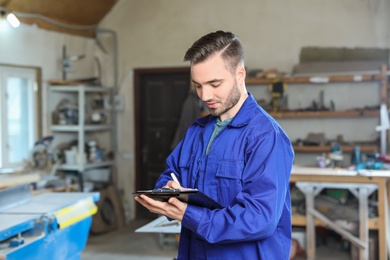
[135,30,294,259]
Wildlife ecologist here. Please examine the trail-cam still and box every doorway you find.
[134,67,190,218]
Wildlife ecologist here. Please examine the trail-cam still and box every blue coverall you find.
[156,92,294,259]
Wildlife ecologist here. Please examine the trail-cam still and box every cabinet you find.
[49,85,115,190]
[246,64,388,164]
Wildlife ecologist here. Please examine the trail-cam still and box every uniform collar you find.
[195,92,258,128]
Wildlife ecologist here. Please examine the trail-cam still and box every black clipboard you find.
[133,189,223,209]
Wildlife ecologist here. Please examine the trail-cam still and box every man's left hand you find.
[134,195,187,222]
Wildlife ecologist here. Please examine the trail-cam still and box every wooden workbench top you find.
[0,172,41,189]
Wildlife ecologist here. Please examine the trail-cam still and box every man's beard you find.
[207,80,241,117]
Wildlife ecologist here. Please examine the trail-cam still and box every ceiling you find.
[0,0,118,38]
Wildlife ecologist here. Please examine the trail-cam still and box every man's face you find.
[191,54,245,120]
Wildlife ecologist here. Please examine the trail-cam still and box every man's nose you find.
[198,86,213,101]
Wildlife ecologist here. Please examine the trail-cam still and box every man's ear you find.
[236,66,246,85]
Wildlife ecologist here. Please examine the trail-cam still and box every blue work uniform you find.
[156,92,294,259]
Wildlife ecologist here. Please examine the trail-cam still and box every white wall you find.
[0,21,97,135]
[0,24,96,80]
[0,0,389,221]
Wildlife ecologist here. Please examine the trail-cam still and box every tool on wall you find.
[269,79,287,112]
[351,146,383,170]
[62,45,85,80]
[328,142,344,167]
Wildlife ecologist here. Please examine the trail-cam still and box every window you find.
[0,65,41,169]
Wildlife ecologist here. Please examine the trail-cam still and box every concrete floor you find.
[82,218,178,260]
[81,218,351,260]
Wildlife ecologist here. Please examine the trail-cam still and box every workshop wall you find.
[0,22,97,134]
[0,0,389,222]
[99,0,390,220]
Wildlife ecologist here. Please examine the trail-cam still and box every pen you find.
[170,173,180,186]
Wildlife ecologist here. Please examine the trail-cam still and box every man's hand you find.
[134,194,187,222]
[164,180,182,189]
[135,180,187,221]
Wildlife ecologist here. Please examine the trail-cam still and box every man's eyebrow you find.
[192,78,224,85]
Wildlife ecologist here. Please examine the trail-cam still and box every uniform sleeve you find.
[181,129,294,244]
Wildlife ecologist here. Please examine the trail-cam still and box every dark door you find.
[134,67,190,219]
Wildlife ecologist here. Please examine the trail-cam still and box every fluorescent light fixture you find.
[6,12,20,28]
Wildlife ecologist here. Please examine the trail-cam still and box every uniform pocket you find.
[178,152,196,186]
[216,160,244,204]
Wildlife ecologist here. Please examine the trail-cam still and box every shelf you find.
[246,72,383,85]
[292,214,379,230]
[49,85,112,93]
[57,161,114,171]
[51,125,113,132]
[293,145,378,153]
[269,109,379,118]
[49,83,115,194]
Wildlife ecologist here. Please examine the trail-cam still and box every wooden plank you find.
[293,145,378,153]
[376,180,388,260]
[386,181,390,256]
[292,214,378,230]
[380,65,388,105]
[0,173,41,189]
[269,109,379,118]
[246,72,384,85]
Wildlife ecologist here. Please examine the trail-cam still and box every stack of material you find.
[293,47,389,76]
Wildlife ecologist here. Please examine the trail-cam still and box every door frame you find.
[133,66,190,191]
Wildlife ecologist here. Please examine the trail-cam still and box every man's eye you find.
[211,84,220,88]
[195,85,201,89]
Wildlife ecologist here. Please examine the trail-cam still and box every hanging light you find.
[6,12,20,28]
[0,7,20,28]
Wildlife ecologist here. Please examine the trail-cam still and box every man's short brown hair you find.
[184,30,245,73]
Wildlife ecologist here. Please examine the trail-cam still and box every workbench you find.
[291,166,390,260]
[0,183,99,260]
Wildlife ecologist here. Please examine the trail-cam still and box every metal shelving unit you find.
[49,85,115,190]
